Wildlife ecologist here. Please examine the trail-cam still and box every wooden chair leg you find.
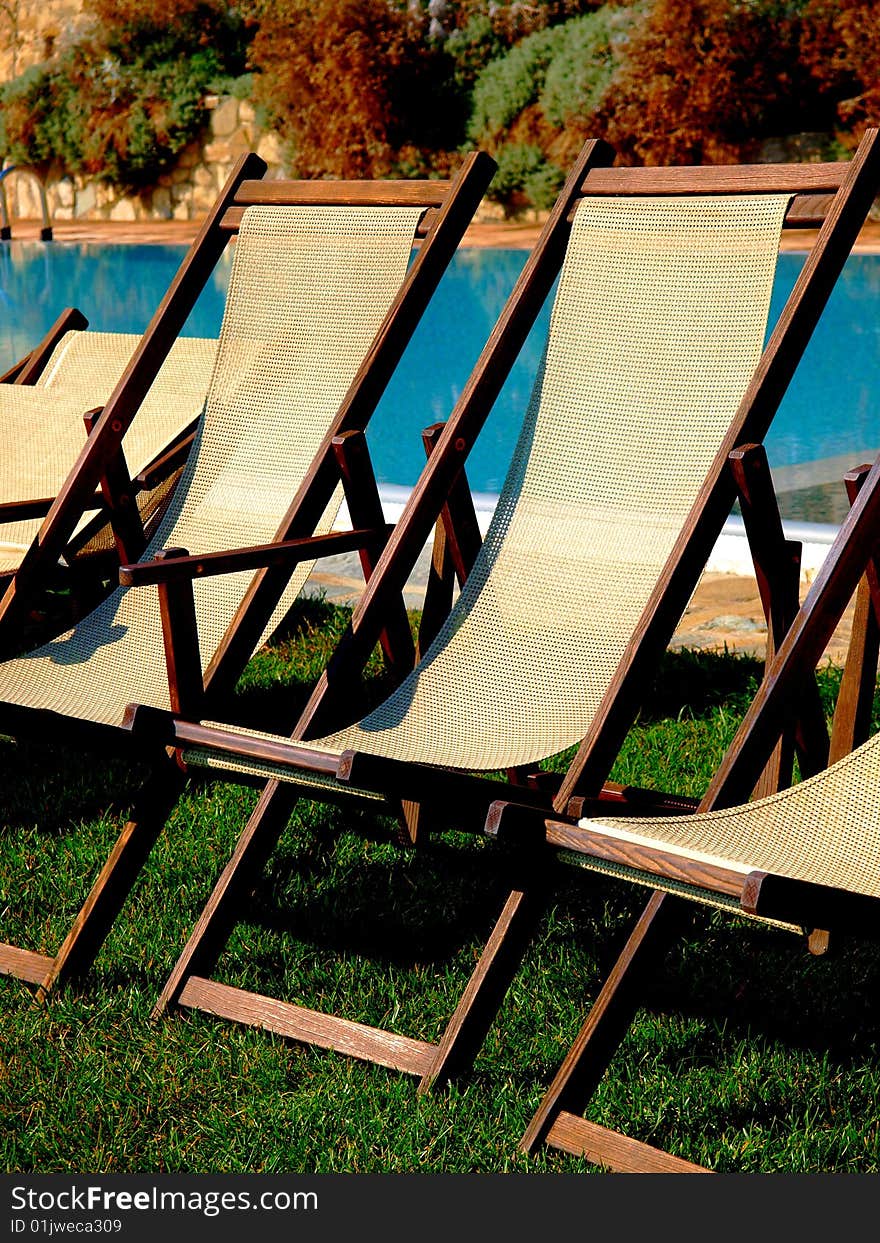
[157,783,548,1085]
[400,422,484,840]
[417,504,457,659]
[519,890,697,1172]
[420,857,553,1092]
[813,466,880,958]
[332,430,414,675]
[417,422,482,657]
[829,574,879,762]
[729,444,828,794]
[82,407,147,565]
[155,548,205,721]
[37,758,187,999]
[155,777,438,1077]
[829,464,880,763]
[153,779,299,1017]
[396,798,429,847]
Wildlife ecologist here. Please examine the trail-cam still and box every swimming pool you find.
[1,241,878,519]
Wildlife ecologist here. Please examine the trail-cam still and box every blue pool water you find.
[1,241,879,498]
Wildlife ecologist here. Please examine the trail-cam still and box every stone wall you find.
[0,0,85,82]
[3,94,289,225]
[0,1,287,225]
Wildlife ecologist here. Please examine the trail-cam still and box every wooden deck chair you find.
[0,149,495,996]
[0,322,217,591]
[137,130,880,1084]
[484,444,880,1173]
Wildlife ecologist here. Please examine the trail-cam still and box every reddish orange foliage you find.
[249,0,428,178]
[86,0,228,27]
[800,0,880,139]
[596,0,807,164]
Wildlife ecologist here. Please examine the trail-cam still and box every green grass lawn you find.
[1,597,878,1174]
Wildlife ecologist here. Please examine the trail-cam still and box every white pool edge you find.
[332,486,839,581]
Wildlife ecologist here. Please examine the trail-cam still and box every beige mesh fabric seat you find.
[568,728,880,907]
[0,332,217,573]
[0,150,497,998]
[0,205,422,723]
[186,193,788,779]
[147,135,880,1095]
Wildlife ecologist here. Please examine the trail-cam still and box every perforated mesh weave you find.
[186,194,790,792]
[318,196,790,769]
[0,332,216,570]
[572,725,880,902]
[0,205,422,724]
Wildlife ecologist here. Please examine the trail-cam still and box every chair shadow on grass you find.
[7,596,875,1107]
[228,593,410,737]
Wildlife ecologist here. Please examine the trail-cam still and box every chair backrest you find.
[149,204,425,659]
[36,330,217,470]
[0,153,492,641]
[0,157,495,726]
[0,333,217,571]
[317,194,788,769]
[293,131,880,793]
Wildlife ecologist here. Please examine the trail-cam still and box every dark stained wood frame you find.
[506,442,880,1171]
[140,130,880,1096]
[80,406,147,566]
[828,464,880,763]
[729,442,829,793]
[416,420,483,659]
[0,414,205,646]
[332,429,414,676]
[0,149,497,998]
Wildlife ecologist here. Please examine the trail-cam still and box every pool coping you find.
[6,217,880,251]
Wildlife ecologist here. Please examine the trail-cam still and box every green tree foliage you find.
[467,4,639,210]
[468,23,570,141]
[445,12,506,91]
[540,4,641,126]
[0,0,251,188]
[0,0,875,207]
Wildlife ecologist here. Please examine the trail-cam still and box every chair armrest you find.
[122,707,345,778]
[119,525,390,587]
[133,421,199,491]
[0,493,105,524]
[0,497,56,523]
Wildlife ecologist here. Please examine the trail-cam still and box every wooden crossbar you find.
[0,942,55,985]
[579,162,849,196]
[233,179,453,207]
[545,1113,710,1173]
[177,977,437,1075]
